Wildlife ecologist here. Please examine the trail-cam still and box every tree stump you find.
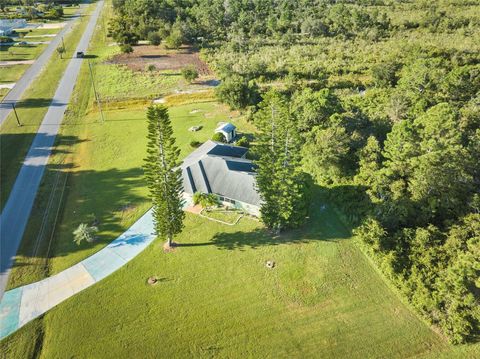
[265,260,275,269]
[147,277,158,285]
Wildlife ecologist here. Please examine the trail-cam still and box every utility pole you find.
[88,60,105,123]
[11,102,21,126]
[61,36,65,50]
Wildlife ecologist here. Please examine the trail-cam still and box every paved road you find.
[0,7,83,126]
[0,1,104,299]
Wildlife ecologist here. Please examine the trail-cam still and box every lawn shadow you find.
[181,185,357,251]
[1,129,148,287]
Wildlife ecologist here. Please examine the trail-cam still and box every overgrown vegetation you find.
[110,0,480,343]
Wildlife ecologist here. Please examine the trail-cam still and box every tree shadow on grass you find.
[181,185,361,251]
[1,130,149,288]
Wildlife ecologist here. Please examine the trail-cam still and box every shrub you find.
[147,31,161,46]
[0,36,13,43]
[73,223,98,245]
[120,43,133,54]
[212,132,226,142]
[146,64,156,72]
[215,74,261,110]
[193,192,218,208]
[181,66,199,83]
[165,28,183,49]
[236,136,249,147]
[190,140,202,148]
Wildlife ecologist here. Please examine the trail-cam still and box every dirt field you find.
[109,45,212,75]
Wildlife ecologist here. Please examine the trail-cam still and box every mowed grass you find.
[18,28,59,37]
[6,100,248,288]
[5,199,477,358]
[0,64,28,83]
[0,43,48,61]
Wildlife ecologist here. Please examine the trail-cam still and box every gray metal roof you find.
[216,122,236,133]
[182,140,247,168]
[181,141,260,206]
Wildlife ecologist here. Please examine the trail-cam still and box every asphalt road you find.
[0,1,104,299]
[0,7,84,126]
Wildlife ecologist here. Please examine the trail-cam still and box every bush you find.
[193,192,218,208]
[147,31,161,46]
[190,140,202,148]
[146,64,156,72]
[0,36,13,43]
[165,28,183,49]
[212,132,226,142]
[215,74,261,110]
[120,43,133,54]
[181,66,198,83]
[236,136,249,147]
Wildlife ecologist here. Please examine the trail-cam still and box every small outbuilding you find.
[215,122,237,143]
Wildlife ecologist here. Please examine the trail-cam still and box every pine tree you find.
[144,105,185,248]
[254,89,308,232]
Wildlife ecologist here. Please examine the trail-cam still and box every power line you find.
[87,60,105,123]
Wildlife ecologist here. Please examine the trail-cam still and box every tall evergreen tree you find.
[254,90,308,232]
[144,105,185,248]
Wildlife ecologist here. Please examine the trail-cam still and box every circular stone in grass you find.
[147,277,158,285]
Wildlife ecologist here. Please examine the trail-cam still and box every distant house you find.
[0,19,27,36]
[181,140,261,216]
[215,122,237,143]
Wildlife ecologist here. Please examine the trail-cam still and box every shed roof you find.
[215,122,236,133]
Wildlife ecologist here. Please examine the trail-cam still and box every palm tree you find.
[73,223,98,245]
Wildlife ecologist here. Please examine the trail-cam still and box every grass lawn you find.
[0,65,29,84]
[0,43,48,61]
[3,195,479,358]
[62,5,81,18]
[202,208,245,224]
[6,100,249,289]
[0,2,94,210]
[18,28,59,37]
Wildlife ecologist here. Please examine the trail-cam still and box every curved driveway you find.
[0,209,155,340]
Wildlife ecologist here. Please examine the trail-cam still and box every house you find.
[0,19,27,36]
[181,140,261,216]
[215,122,237,143]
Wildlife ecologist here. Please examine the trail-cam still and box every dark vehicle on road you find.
[76,51,84,58]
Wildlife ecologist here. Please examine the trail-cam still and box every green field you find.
[96,65,183,101]
[17,28,59,37]
[6,100,249,289]
[0,43,47,61]
[4,193,479,358]
[0,64,28,84]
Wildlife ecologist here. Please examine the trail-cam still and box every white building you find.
[214,122,237,143]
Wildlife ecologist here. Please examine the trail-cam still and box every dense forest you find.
[109,0,480,344]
